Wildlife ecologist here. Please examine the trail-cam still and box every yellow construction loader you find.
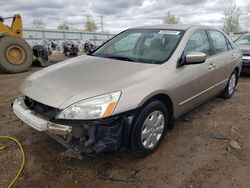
[0,14,33,73]
[0,14,50,74]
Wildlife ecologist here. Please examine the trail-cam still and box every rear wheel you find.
[130,100,169,157]
[0,36,32,73]
[220,71,238,99]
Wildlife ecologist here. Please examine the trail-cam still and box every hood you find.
[22,55,157,108]
[238,45,250,55]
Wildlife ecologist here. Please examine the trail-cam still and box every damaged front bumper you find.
[12,97,137,158]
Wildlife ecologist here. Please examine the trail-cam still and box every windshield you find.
[235,34,250,45]
[92,29,183,64]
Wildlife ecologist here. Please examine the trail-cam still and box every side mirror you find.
[180,52,207,66]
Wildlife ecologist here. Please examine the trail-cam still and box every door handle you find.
[231,54,236,60]
[208,63,216,69]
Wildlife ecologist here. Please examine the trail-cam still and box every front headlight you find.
[56,91,121,120]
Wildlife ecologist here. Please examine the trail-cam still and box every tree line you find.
[32,0,248,34]
[163,0,244,34]
[32,18,98,32]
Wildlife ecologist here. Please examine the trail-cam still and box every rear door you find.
[207,30,233,91]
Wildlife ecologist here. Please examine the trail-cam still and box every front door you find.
[174,29,219,116]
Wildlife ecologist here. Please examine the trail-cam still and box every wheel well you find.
[142,94,174,126]
[235,67,240,75]
[235,67,240,84]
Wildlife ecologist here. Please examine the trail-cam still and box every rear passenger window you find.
[209,31,228,54]
[184,30,211,56]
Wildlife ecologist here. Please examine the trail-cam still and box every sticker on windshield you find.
[159,30,180,35]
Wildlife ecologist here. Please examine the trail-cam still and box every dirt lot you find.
[0,54,250,188]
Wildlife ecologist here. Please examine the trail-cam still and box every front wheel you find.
[220,71,238,99]
[130,100,169,157]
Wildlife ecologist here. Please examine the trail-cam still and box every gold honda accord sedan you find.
[13,25,242,158]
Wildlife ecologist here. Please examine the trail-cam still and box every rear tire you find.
[0,36,32,73]
[130,100,169,157]
[220,71,238,99]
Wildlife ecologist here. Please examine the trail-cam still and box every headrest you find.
[150,38,164,49]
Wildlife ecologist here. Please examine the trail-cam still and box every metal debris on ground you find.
[228,139,242,150]
[0,142,6,150]
[227,146,234,152]
[200,132,242,151]
[200,132,230,140]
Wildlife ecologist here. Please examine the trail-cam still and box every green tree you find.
[84,21,97,32]
[223,0,240,34]
[58,22,70,30]
[163,11,180,24]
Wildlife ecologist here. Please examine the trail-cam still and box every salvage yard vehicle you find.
[63,41,79,57]
[84,41,96,53]
[12,25,242,158]
[235,33,250,73]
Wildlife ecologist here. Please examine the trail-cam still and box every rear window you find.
[209,31,228,54]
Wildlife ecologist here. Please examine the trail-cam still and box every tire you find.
[130,100,169,157]
[220,71,238,99]
[0,36,32,73]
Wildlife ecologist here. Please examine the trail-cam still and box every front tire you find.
[130,100,169,157]
[220,71,238,99]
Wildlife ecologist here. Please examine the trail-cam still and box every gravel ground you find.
[0,53,250,188]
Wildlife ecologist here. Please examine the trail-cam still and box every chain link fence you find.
[24,29,116,52]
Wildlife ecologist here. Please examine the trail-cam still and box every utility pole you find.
[86,14,90,23]
[84,14,92,32]
[100,15,104,33]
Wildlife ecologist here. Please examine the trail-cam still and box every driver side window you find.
[184,30,211,56]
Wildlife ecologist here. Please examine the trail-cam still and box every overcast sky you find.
[1,0,250,33]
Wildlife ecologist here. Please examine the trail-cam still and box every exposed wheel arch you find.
[235,67,239,74]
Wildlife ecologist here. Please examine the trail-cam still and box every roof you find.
[130,24,216,31]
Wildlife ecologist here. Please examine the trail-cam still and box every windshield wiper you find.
[106,55,136,62]
[94,54,160,64]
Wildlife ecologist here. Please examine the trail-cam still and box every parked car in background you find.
[235,33,250,73]
[13,25,242,158]
[228,34,240,42]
